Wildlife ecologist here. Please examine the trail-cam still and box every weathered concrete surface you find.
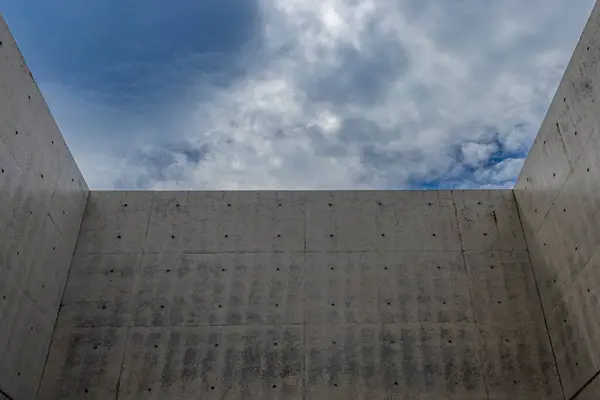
[514,2,600,398]
[0,15,89,399]
[573,373,600,399]
[39,190,560,399]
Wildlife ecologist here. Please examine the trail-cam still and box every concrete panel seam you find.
[114,195,154,399]
[0,388,14,400]
[450,190,490,400]
[571,369,600,400]
[34,190,90,400]
[512,190,566,399]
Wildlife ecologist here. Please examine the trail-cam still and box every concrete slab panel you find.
[574,373,600,400]
[463,251,544,326]
[77,191,152,254]
[46,141,89,245]
[305,252,473,325]
[306,191,460,252]
[545,249,600,398]
[453,190,526,251]
[119,325,304,400]
[0,282,21,355]
[514,119,572,235]
[0,295,54,400]
[478,322,562,400]
[24,214,73,315]
[37,327,128,400]
[305,323,486,399]
[132,253,305,327]
[59,253,141,328]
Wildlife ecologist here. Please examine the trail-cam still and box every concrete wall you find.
[514,2,600,399]
[38,190,560,399]
[0,15,89,400]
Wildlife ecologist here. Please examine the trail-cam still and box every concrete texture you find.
[0,14,89,400]
[514,2,600,398]
[37,190,560,399]
[1,1,600,398]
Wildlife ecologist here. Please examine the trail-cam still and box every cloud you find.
[39,0,595,189]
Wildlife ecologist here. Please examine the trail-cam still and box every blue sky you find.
[1,0,595,189]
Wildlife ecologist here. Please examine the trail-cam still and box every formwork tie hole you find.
[101,305,106,309]
[171,235,175,239]
[331,303,335,307]
[483,233,488,236]
[442,301,446,305]
[275,303,279,307]
[387,302,391,306]
[176,203,180,207]
[497,301,501,304]
[272,385,277,389]
[166,269,170,272]
[448,339,452,344]
[154,345,158,348]
[117,235,122,239]
[329,234,334,237]
[328,203,332,207]
[384,267,388,270]
[277,234,281,237]
[587,168,590,172]
[224,234,228,238]
[211,386,215,390]
[477,202,481,205]
[222,268,226,272]
[332,340,336,344]
[576,362,579,366]
[227,203,231,207]
[274,342,278,346]
[93,345,98,350]
[432,233,436,237]
[428,202,432,206]
[394,382,399,386]
[490,265,494,269]
[84,388,88,393]
[437,266,441,270]
[390,340,395,344]
[214,343,219,347]
[381,233,385,237]
[41,174,44,179]
[276,267,280,271]
[218,304,222,308]
[148,388,152,392]
[160,305,165,309]
[123,204,128,207]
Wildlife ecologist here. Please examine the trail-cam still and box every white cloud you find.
[41,0,595,189]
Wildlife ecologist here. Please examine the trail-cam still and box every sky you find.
[1,0,595,190]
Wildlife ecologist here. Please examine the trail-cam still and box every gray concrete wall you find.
[514,2,600,399]
[0,15,89,400]
[39,190,560,399]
